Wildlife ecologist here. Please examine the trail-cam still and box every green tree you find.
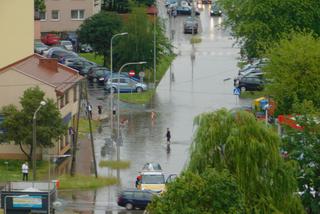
[264,33,320,114]
[148,169,246,214]
[281,101,320,214]
[114,8,171,72]
[188,109,304,213]
[77,12,123,66]
[34,0,45,12]
[0,87,66,162]
[102,0,130,13]
[219,0,320,58]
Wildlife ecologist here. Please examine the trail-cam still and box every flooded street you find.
[59,2,249,213]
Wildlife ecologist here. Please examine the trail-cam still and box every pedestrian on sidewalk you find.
[22,162,29,181]
[166,128,171,144]
[98,105,102,115]
[86,103,93,119]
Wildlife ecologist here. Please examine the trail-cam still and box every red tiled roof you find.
[0,54,84,95]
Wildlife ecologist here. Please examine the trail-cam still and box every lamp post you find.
[32,100,46,181]
[116,62,146,162]
[110,32,128,137]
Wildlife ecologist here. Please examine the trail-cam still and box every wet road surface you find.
[58,2,250,213]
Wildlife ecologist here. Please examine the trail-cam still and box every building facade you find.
[40,0,101,33]
[0,55,84,159]
[0,0,34,69]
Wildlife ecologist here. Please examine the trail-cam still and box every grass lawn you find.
[119,54,175,104]
[240,91,267,99]
[0,160,49,182]
[58,175,118,190]
[78,118,100,135]
[156,54,175,83]
[119,89,155,104]
[99,160,131,169]
[79,53,104,66]
[190,36,202,44]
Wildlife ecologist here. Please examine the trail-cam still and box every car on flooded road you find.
[137,171,177,193]
[117,189,155,210]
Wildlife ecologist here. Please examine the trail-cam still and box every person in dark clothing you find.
[166,128,171,143]
[98,105,102,115]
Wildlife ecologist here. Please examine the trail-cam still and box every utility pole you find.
[84,81,98,178]
[153,6,157,87]
[70,80,83,176]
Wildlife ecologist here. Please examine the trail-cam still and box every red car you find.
[41,34,60,45]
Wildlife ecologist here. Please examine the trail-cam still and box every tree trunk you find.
[18,142,31,161]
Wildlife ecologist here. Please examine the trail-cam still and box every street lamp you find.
[116,62,146,162]
[110,32,128,137]
[32,100,46,181]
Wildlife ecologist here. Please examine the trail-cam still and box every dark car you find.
[176,6,200,15]
[87,67,110,83]
[234,68,263,85]
[48,48,78,61]
[210,2,222,16]
[183,17,199,34]
[202,0,211,4]
[117,189,154,210]
[66,58,97,76]
[237,73,265,92]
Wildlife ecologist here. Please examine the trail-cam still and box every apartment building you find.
[40,0,101,33]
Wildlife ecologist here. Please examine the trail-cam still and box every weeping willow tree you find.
[188,109,304,213]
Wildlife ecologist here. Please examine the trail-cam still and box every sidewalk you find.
[75,137,93,176]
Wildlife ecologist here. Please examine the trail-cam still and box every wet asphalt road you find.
[59,2,250,213]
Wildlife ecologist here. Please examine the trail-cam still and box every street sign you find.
[13,196,42,208]
[129,70,135,77]
[233,88,240,95]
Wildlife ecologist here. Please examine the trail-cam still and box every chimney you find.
[39,58,58,71]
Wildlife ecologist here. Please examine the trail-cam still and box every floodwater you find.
[58,2,250,213]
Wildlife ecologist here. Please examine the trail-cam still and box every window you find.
[73,85,78,102]
[51,10,60,21]
[39,11,46,21]
[65,90,69,105]
[71,10,85,20]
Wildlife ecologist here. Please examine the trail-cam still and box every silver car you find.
[105,77,147,93]
[34,41,49,54]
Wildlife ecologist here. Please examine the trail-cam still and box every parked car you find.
[65,57,97,75]
[236,73,265,92]
[80,44,93,53]
[59,40,73,51]
[183,17,199,34]
[210,2,222,16]
[234,68,263,85]
[34,41,49,54]
[165,0,177,7]
[202,0,211,4]
[176,6,200,15]
[117,189,155,210]
[65,32,78,46]
[87,67,110,83]
[41,33,60,45]
[47,47,78,60]
[105,77,147,93]
[238,58,268,75]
